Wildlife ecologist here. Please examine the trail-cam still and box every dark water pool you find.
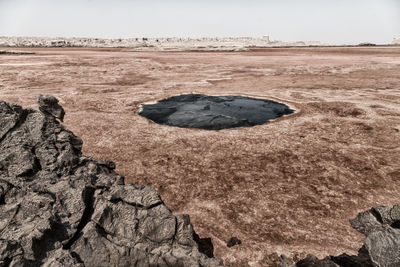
[139,94,294,130]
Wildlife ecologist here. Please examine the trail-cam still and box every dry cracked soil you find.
[0,47,399,266]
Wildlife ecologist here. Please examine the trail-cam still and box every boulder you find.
[283,204,400,267]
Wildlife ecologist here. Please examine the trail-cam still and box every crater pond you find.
[139,94,295,130]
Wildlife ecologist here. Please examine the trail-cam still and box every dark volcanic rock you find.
[0,97,223,267]
[38,94,65,121]
[139,94,294,130]
[283,204,400,267]
[296,254,338,267]
[226,237,241,248]
[193,232,214,258]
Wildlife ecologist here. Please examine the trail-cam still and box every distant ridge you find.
[0,36,322,51]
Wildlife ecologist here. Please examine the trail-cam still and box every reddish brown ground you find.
[1,47,399,266]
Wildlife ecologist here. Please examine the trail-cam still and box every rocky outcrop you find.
[37,94,65,122]
[281,204,400,267]
[0,96,223,266]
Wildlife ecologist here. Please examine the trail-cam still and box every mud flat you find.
[0,47,399,266]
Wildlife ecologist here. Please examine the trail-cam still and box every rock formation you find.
[281,204,400,267]
[0,95,223,266]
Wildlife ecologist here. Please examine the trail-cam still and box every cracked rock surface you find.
[281,204,400,267]
[0,96,223,267]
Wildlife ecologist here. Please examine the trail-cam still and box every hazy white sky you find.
[0,0,399,44]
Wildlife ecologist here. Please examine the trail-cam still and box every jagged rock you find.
[329,245,373,267]
[363,228,400,267]
[0,96,223,267]
[42,249,84,267]
[372,206,392,225]
[278,255,295,267]
[350,209,386,236]
[389,203,400,222]
[296,254,338,267]
[285,204,400,267]
[37,94,65,121]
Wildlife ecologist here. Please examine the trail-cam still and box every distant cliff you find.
[0,36,322,51]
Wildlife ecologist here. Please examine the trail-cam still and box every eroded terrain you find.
[0,47,399,266]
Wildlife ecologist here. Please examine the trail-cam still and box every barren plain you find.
[0,47,399,266]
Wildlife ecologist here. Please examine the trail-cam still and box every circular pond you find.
[139,94,294,130]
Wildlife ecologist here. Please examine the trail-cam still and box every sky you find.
[0,0,399,45]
